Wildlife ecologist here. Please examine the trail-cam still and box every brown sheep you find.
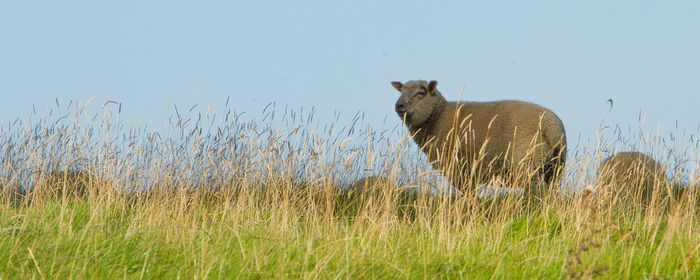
[346,175,397,198]
[391,80,567,197]
[32,169,105,199]
[594,151,669,203]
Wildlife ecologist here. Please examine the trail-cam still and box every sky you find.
[1,1,699,165]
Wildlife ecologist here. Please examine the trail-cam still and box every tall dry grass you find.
[0,99,698,278]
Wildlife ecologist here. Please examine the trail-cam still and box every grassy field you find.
[1,101,698,279]
[1,187,699,279]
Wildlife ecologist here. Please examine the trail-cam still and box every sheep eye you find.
[414,91,425,97]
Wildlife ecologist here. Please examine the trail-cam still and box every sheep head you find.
[391,80,443,126]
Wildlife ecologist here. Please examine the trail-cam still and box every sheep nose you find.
[395,100,407,113]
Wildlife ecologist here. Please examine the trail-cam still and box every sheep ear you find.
[391,81,403,92]
[428,80,438,95]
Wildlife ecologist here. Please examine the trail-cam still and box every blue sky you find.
[1,1,699,159]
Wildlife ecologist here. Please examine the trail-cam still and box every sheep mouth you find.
[397,112,413,122]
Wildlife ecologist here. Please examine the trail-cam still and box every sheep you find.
[346,175,397,199]
[41,169,98,198]
[391,80,567,197]
[341,175,399,208]
[593,151,670,204]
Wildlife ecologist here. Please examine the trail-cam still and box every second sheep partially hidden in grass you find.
[343,175,399,208]
[391,80,567,198]
[593,151,670,205]
[346,175,396,195]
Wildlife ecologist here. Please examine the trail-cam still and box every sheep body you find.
[392,80,567,195]
[594,151,669,202]
[347,175,396,196]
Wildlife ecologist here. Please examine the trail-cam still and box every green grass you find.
[1,190,698,279]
